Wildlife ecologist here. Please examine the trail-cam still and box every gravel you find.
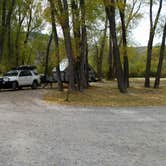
[0,89,166,166]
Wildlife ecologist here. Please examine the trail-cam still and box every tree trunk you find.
[154,21,166,88]
[56,0,76,91]
[145,0,163,87]
[80,0,89,90]
[118,0,129,88]
[0,0,7,61]
[6,0,16,61]
[107,25,115,80]
[15,16,25,66]
[71,0,81,90]
[49,0,63,91]
[22,5,33,65]
[44,33,53,78]
[104,0,127,93]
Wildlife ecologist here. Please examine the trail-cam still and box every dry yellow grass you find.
[44,79,166,107]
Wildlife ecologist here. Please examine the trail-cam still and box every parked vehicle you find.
[0,65,41,90]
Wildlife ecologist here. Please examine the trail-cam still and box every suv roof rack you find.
[12,65,37,70]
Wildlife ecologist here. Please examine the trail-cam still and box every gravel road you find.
[0,89,166,166]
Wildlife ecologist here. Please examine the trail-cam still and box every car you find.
[0,66,41,90]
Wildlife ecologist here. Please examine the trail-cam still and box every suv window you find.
[19,70,32,77]
[26,70,32,76]
[4,71,18,77]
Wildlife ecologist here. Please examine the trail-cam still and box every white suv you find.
[1,68,40,90]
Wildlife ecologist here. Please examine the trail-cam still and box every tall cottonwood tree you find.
[107,27,115,80]
[48,0,63,91]
[0,0,7,61]
[14,0,26,66]
[0,0,16,62]
[55,0,76,91]
[145,0,163,87]
[44,33,52,79]
[118,0,142,46]
[71,0,89,90]
[6,0,16,60]
[154,21,166,88]
[117,0,129,88]
[104,0,127,93]
[80,0,89,89]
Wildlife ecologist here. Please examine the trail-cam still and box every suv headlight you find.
[3,77,10,82]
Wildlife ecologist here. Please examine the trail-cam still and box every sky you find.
[132,1,166,46]
[132,18,151,46]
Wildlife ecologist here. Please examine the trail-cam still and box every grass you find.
[44,78,166,107]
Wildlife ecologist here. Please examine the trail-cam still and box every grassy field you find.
[44,78,166,107]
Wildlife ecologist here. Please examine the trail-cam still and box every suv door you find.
[18,70,33,86]
[25,70,33,85]
[18,70,27,86]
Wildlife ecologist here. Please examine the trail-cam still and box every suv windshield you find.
[4,71,18,77]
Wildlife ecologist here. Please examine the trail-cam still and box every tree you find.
[70,0,89,90]
[117,0,129,88]
[6,0,16,60]
[145,0,163,87]
[55,0,76,91]
[80,0,89,89]
[14,0,26,66]
[44,33,53,79]
[154,20,166,88]
[118,0,142,46]
[104,0,127,93]
[0,0,7,61]
[107,27,115,80]
[49,0,63,91]
[22,0,43,65]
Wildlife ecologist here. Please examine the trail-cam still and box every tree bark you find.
[80,0,89,89]
[145,0,163,87]
[44,33,53,78]
[107,29,115,80]
[154,21,166,88]
[6,0,16,61]
[49,0,63,91]
[0,0,7,61]
[57,0,76,91]
[71,0,81,90]
[104,0,127,93]
[118,0,129,88]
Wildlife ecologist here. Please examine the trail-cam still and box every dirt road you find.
[0,89,166,166]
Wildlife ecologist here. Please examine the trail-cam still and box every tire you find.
[18,86,22,90]
[31,81,38,89]
[12,82,18,90]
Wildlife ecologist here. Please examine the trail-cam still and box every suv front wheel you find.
[31,81,38,89]
[12,81,18,90]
